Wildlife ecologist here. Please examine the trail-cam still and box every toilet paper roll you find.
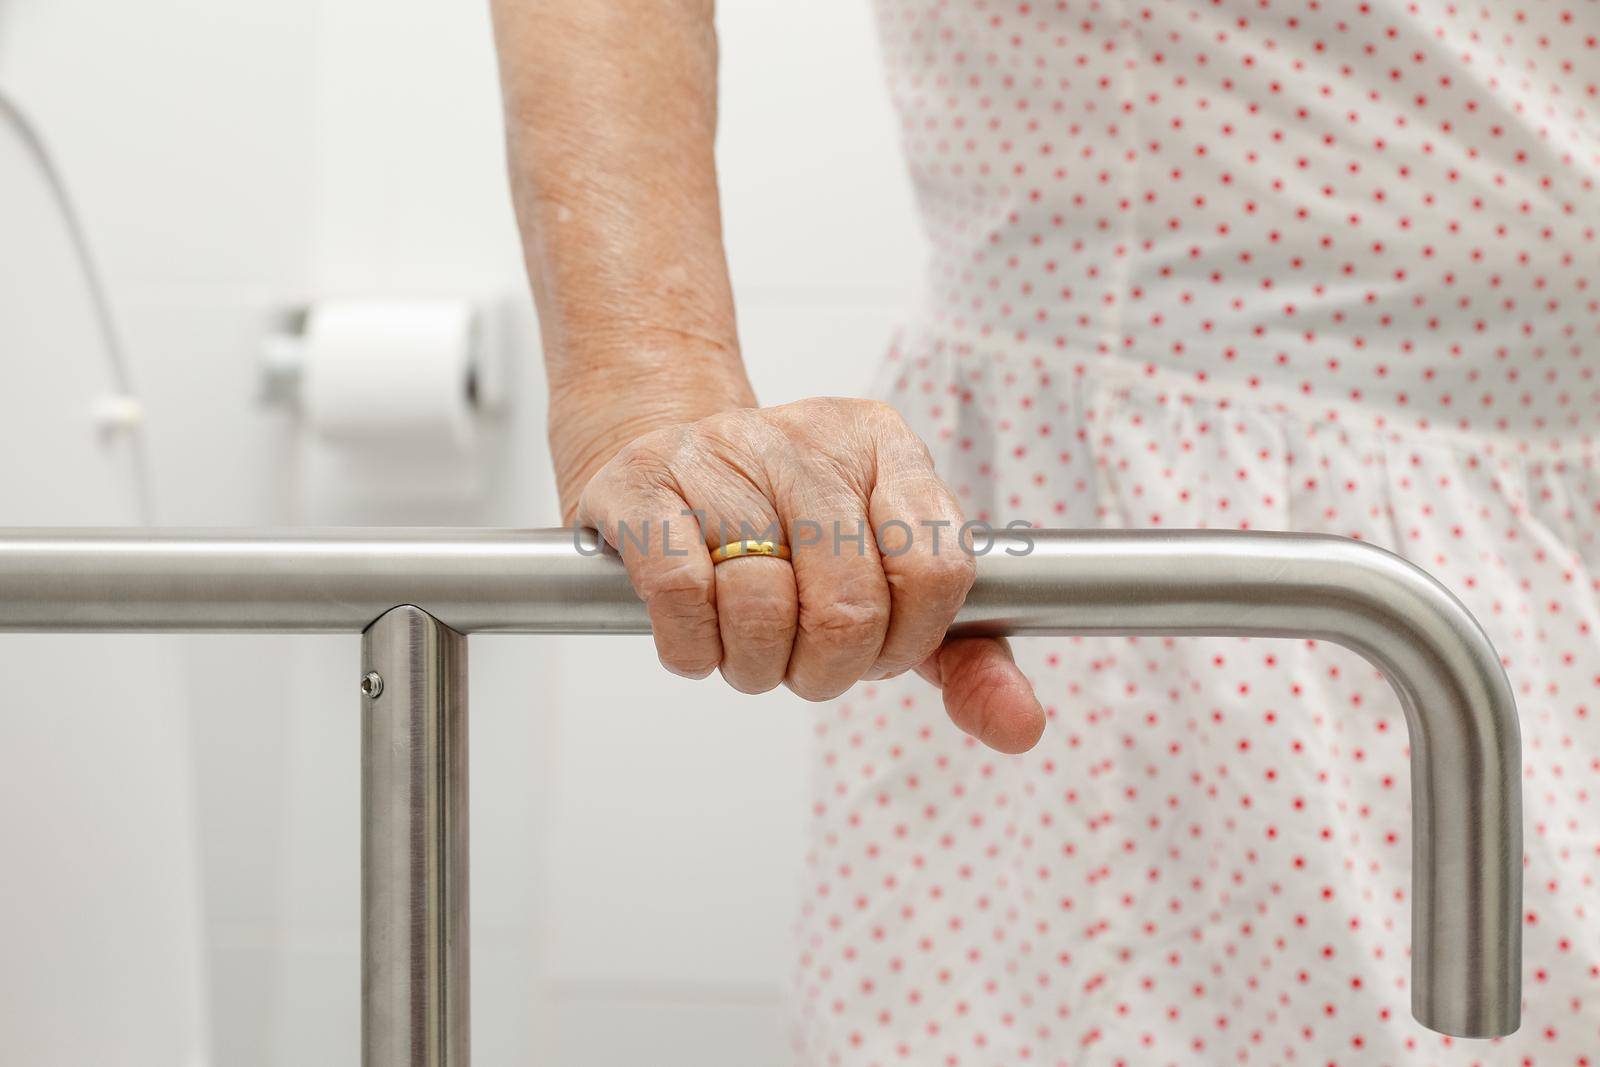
[301,300,478,452]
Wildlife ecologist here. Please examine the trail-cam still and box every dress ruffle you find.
[790,326,1600,1064]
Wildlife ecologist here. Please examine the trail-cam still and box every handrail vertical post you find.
[361,605,470,1066]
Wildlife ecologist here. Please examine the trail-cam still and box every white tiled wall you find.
[1,0,924,1063]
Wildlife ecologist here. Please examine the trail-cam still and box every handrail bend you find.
[0,527,1521,1037]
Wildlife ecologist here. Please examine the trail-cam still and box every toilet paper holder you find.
[258,299,510,419]
[0,527,1524,1058]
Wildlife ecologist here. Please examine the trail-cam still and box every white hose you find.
[0,86,154,522]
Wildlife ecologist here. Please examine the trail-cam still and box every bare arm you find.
[489,0,753,514]
[489,2,1046,753]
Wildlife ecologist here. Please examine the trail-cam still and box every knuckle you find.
[639,560,716,618]
[864,399,915,436]
[696,407,759,443]
[800,595,888,650]
[853,397,899,421]
[605,439,673,483]
[896,550,977,605]
[723,594,797,650]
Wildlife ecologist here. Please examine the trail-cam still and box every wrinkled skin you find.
[489,1,1045,752]
[577,398,1046,754]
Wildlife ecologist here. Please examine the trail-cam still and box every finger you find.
[691,506,796,695]
[867,439,974,677]
[915,637,1046,754]
[663,472,795,694]
[577,465,721,680]
[782,498,891,702]
[713,554,798,693]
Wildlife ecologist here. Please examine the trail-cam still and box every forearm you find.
[489,0,756,512]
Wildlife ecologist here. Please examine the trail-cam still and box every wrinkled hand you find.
[576,397,1046,754]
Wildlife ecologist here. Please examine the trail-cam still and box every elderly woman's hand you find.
[574,396,1046,754]
[490,4,1043,752]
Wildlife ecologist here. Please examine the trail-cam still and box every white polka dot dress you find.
[792,3,1600,1064]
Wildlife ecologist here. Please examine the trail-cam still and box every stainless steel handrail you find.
[0,528,1523,1044]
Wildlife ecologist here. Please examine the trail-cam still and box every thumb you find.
[914,636,1046,754]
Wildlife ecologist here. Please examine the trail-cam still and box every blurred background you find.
[0,1,924,1063]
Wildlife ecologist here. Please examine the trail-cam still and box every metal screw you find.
[361,671,384,699]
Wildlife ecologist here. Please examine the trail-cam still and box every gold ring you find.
[710,539,791,565]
